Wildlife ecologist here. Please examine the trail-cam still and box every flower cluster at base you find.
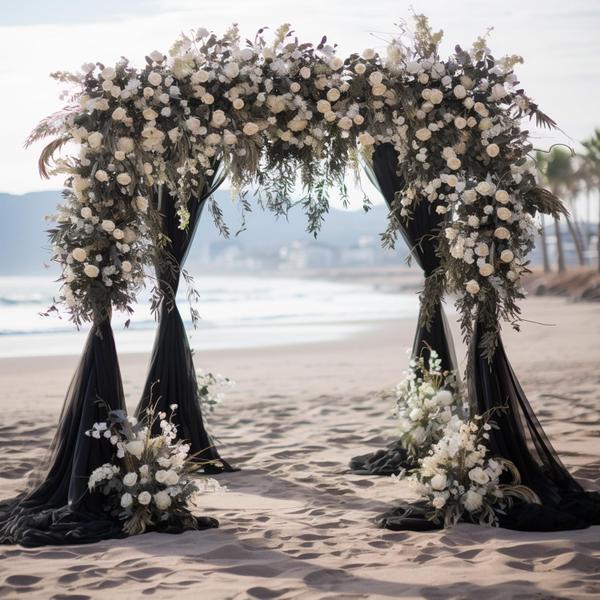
[391,349,539,527]
[392,350,466,460]
[197,370,234,414]
[87,405,223,536]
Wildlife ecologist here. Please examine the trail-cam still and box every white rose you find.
[463,189,477,204]
[324,110,336,123]
[329,57,344,71]
[165,470,179,486]
[117,137,135,153]
[475,181,492,196]
[337,116,353,130]
[497,207,512,221]
[327,88,341,102]
[211,109,227,127]
[368,71,384,86]
[155,470,168,484]
[125,440,144,459]
[224,62,240,79]
[121,260,132,273]
[495,190,510,204]
[466,279,480,295]
[83,264,100,278]
[468,215,480,228]
[116,173,132,186]
[81,207,92,219]
[491,83,507,99]
[316,99,331,114]
[479,263,494,276]
[242,122,259,136]
[453,84,467,99]
[288,118,308,132]
[500,249,514,263]
[474,102,488,116]
[354,63,366,75]
[137,491,152,506]
[112,107,127,121]
[353,114,365,125]
[101,67,116,80]
[429,89,444,104]
[454,116,467,130]
[358,132,375,146]
[223,131,237,145]
[447,157,461,170]
[475,243,489,257]
[371,83,387,96]
[135,196,149,212]
[230,98,244,110]
[486,143,500,157]
[201,93,214,105]
[154,490,172,510]
[94,169,109,183]
[123,472,138,487]
[432,496,447,509]
[72,248,87,262]
[494,227,511,240]
[430,474,447,491]
[290,82,301,93]
[463,489,484,511]
[361,48,376,60]
[432,390,453,406]
[120,493,133,508]
[415,128,432,142]
[150,50,164,63]
[101,220,115,233]
[148,71,162,86]
[112,228,124,240]
[299,66,311,79]
[87,132,103,149]
[412,426,426,444]
[479,118,492,131]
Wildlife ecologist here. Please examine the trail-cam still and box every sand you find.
[1,296,599,599]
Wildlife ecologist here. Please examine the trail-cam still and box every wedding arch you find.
[1,17,598,546]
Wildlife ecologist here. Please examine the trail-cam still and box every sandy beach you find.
[1,296,599,599]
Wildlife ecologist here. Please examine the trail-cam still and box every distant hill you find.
[0,190,404,275]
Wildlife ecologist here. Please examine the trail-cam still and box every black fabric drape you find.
[0,320,127,546]
[468,320,600,529]
[350,143,457,476]
[135,170,235,472]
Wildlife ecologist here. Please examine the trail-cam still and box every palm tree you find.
[580,129,600,272]
[538,148,585,271]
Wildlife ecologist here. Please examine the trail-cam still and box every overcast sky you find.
[1,0,598,207]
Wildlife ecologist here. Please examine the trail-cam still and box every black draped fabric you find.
[0,320,127,546]
[350,143,457,476]
[135,173,235,472]
[469,320,600,529]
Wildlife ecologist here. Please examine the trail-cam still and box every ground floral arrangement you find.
[31,15,565,359]
[390,350,539,527]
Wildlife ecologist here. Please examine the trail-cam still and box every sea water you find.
[0,275,421,358]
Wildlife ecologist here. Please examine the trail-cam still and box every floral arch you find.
[2,16,596,547]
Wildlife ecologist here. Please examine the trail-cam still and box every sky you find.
[0,0,599,208]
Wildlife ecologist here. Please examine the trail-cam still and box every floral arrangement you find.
[197,370,234,414]
[405,413,539,527]
[29,15,564,356]
[392,350,465,460]
[87,405,222,535]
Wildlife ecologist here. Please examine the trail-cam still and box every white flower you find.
[81,207,92,219]
[165,470,179,486]
[154,490,172,510]
[299,66,311,79]
[466,279,480,295]
[454,116,467,130]
[354,63,366,75]
[101,67,116,81]
[116,173,132,186]
[327,88,341,102]
[337,116,353,130]
[123,472,138,487]
[83,264,100,278]
[290,82,301,93]
[120,492,133,508]
[329,57,344,71]
[185,117,201,134]
[358,132,375,146]
[150,50,164,63]
[453,84,467,99]
[371,83,387,96]
[125,440,144,459]
[155,469,168,484]
[432,390,453,406]
[362,48,376,60]
[463,189,477,204]
[475,243,489,257]
[431,474,447,490]
[224,62,240,79]
[500,249,514,263]
[87,132,103,149]
[135,196,149,212]
[495,190,510,204]
[117,137,135,153]
[429,89,444,104]
[211,109,227,127]
[415,128,432,142]
[138,491,152,505]
[479,263,494,277]
[412,426,426,444]
[72,248,87,262]
[143,107,158,121]
[316,99,331,114]
[497,207,512,221]
[494,227,511,240]
[463,489,483,511]
[112,107,127,121]
[475,181,492,196]
[447,157,461,170]
[486,144,500,158]
[468,467,490,485]
[242,122,259,136]
[432,496,447,509]
[121,260,133,273]
[491,83,507,100]
[148,71,162,86]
